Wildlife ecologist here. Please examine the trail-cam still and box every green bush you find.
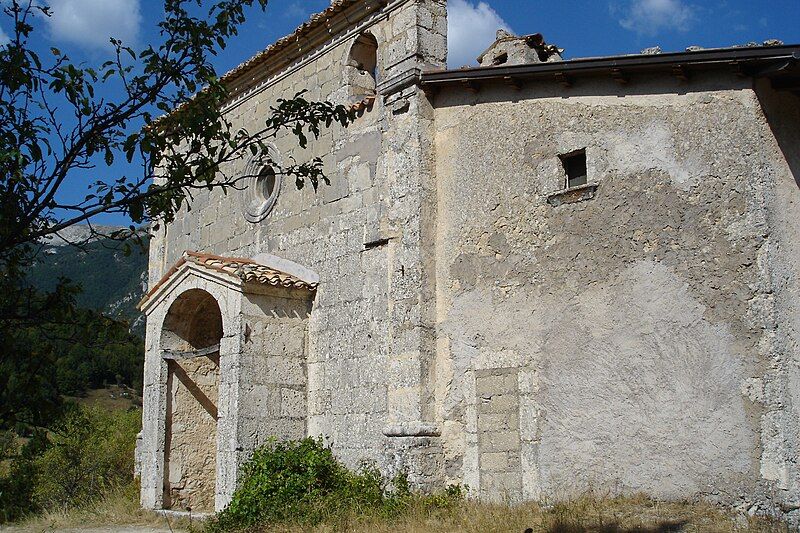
[208,437,463,532]
[32,405,140,510]
[0,430,44,522]
[0,405,141,522]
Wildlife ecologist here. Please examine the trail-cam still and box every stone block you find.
[478,394,519,414]
[476,374,517,396]
[281,388,306,418]
[481,451,509,472]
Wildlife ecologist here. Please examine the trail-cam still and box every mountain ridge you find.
[28,225,150,335]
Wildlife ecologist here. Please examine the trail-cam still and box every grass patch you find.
[4,431,791,532]
[16,484,188,532]
[215,494,789,533]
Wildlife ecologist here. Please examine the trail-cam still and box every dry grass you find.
[4,491,790,533]
[9,485,190,532]
[251,493,790,533]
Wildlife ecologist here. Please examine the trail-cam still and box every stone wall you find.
[164,356,219,512]
[141,0,800,518]
[431,73,800,513]
[236,287,312,451]
[476,368,521,502]
[144,0,448,503]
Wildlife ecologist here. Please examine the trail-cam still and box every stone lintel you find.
[547,183,599,207]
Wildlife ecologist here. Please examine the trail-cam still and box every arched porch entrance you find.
[160,288,222,512]
[138,251,318,512]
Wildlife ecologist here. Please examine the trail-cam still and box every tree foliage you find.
[0,0,353,255]
[0,305,144,430]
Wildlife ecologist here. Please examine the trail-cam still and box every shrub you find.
[0,430,44,522]
[32,405,140,510]
[0,405,141,523]
[208,437,464,531]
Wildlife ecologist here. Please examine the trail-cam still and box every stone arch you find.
[160,288,223,512]
[161,288,224,351]
[345,31,379,98]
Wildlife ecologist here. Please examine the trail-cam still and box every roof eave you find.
[422,45,800,88]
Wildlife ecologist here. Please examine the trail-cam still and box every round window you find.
[244,165,281,223]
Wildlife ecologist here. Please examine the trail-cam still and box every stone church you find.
[136,0,800,518]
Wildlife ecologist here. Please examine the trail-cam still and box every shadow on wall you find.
[170,356,219,419]
[160,288,223,512]
[756,81,800,190]
[431,70,752,109]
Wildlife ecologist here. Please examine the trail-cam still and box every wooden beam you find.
[730,60,748,77]
[672,64,689,82]
[461,80,479,93]
[554,71,572,88]
[162,343,220,361]
[503,76,522,91]
[611,68,629,85]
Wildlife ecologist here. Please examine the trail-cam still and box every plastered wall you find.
[432,74,800,514]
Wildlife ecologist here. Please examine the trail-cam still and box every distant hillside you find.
[27,226,150,335]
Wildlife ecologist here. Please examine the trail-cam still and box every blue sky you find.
[7,0,799,88]
[3,0,798,226]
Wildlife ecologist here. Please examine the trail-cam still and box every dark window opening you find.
[258,166,277,201]
[493,52,508,66]
[561,150,587,188]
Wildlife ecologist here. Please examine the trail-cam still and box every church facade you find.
[137,0,800,518]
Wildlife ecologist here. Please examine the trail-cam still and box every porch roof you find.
[138,251,317,310]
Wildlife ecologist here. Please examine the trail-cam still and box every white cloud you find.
[0,26,9,45]
[447,0,512,68]
[46,0,141,50]
[617,0,696,35]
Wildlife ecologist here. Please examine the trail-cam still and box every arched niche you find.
[160,288,223,513]
[345,32,379,98]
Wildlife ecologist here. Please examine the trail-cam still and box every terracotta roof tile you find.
[184,251,317,291]
[139,251,316,309]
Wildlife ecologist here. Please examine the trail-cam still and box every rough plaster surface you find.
[537,261,753,497]
[433,79,799,513]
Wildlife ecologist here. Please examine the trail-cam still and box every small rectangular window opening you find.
[561,150,587,189]
[493,53,508,66]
